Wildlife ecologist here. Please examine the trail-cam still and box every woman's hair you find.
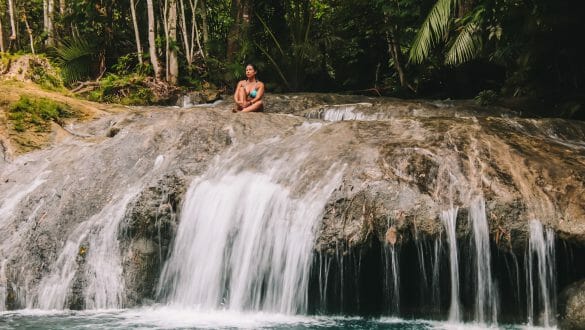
[246,63,257,72]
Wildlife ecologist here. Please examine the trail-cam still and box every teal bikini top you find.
[249,88,258,98]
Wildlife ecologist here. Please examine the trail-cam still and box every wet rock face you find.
[312,115,585,255]
[120,174,187,305]
[560,279,585,329]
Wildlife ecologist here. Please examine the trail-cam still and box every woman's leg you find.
[233,87,247,112]
[241,100,264,112]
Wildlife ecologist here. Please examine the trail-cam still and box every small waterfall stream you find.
[526,219,557,327]
[469,197,498,324]
[440,207,461,322]
[383,245,400,314]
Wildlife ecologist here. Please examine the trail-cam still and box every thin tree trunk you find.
[59,0,65,15]
[168,0,178,84]
[130,0,143,65]
[162,0,169,81]
[22,13,35,54]
[43,0,48,39]
[47,0,54,46]
[384,14,415,93]
[146,0,162,80]
[458,0,476,17]
[0,12,4,52]
[7,0,17,43]
[227,0,251,62]
[199,0,209,51]
[178,0,192,66]
[188,0,204,59]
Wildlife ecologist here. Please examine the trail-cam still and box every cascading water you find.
[431,238,443,310]
[0,169,50,311]
[158,124,344,314]
[382,245,400,314]
[440,207,461,322]
[469,197,498,324]
[36,188,141,309]
[526,219,557,327]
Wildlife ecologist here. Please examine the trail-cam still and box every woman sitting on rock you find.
[233,64,265,112]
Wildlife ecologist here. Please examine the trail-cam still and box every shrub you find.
[8,96,75,132]
[474,90,499,106]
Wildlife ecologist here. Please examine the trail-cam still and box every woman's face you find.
[245,65,256,79]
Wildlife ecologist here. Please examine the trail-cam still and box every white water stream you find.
[440,207,461,322]
[469,197,498,324]
[526,219,556,327]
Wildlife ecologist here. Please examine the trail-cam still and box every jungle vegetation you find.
[0,0,583,118]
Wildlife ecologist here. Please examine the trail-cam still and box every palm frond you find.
[409,0,458,64]
[445,21,482,65]
[50,37,98,85]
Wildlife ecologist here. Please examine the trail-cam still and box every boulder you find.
[560,279,585,329]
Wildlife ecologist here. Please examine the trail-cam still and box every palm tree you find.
[409,0,484,66]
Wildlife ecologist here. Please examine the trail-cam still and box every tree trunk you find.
[458,0,476,17]
[22,13,35,54]
[168,0,178,84]
[189,0,204,59]
[47,0,55,47]
[226,0,251,62]
[178,0,193,66]
[147,0,162,80]
[199,0,209,51]
[0,12,4,52]
[7,0,17,44]
[43,0,48,40]
[130,0,143,65]
[384,15,415,92]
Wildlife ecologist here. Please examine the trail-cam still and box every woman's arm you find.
[248,82,265,105]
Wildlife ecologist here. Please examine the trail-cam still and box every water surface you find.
[0,308,543,329]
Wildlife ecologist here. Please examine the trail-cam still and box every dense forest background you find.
[0,0,583,118]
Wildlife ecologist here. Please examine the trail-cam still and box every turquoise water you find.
[0,308,540,329]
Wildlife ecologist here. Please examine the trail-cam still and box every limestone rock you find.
[559,279,585,329]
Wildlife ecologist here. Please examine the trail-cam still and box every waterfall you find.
[469,197,498,324]
[526,219,556,327]
[37,188,140,309]
[0,169,50,311]
[158,127,344,314]
[383,245,400,314]
[431,238,442,310]
[440,207,461,322]
[317,253,332,313]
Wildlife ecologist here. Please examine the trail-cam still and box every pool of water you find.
[0,307,549,330]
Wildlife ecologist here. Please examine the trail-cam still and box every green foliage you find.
[409,0,457,64]
[87,74,155,105]
[112,53,151,76]
[474,89,499,106]
[8,96,74,132]
[51,37,99,85]
[27,57,65,91]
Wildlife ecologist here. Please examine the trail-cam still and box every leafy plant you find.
[474,89,499,106]
[87,74,155,105]
[409,0,487,66]
[50,37,99,85]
